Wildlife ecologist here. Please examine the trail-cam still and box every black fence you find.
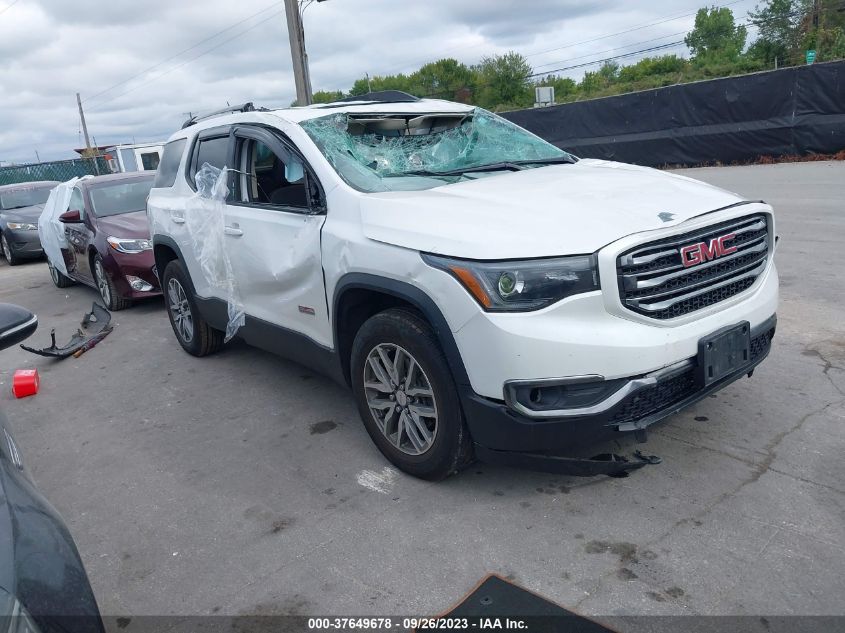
[502,60,845,167]
[0,156,110,186]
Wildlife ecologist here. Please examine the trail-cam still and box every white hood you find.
[359,159,746,259]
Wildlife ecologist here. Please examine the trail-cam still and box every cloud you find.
[0,0,716,163]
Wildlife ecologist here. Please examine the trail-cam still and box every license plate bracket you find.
[697,321,751,387]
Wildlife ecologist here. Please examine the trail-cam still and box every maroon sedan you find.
[48,172,160,310]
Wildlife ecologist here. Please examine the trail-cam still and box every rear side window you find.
[152,139,187,188]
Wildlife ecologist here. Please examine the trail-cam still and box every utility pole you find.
[76,92,100,175]
[284,0,312,105]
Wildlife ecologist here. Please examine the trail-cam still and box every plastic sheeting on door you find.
[38,176,91,276]
[186,163,245,342]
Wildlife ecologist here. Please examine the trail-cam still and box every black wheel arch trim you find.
[152,235,186,284]
[332,273,472,389]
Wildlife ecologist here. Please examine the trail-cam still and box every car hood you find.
[95,210,151,238]
[1,204,44,224]
[359,159,747,259]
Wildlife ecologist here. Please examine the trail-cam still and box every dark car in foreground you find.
[0,303,104,633]
[0,181,59,265]
[47,172,159,311]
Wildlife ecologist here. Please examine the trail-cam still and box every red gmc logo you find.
[680,233,737,267]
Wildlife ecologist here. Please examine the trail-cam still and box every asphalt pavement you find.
[0,161,843,624]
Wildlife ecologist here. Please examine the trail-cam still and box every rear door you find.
[222,125,330,346]
[63,186,95,283]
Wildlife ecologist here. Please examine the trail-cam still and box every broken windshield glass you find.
[300,107,575,193]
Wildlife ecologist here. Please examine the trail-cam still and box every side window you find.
[68,188,85,218]
[153,139,187,188]
[194,136,229,177]
[236,138,309,209]
[140,151,160,171]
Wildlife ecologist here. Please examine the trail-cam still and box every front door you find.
[63,186,94,284]
[222,125,330,347]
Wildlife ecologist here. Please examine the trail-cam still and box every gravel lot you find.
[1,161,843,623]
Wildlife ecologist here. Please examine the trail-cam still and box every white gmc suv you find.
[147,93,778,480]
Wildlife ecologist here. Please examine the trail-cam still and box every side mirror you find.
[0,304,37,351]
[59,210,82,223]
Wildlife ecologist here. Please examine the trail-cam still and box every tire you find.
[92,254,131,311]
[161,259,223,357]
[48,259,74,288]
[350,308,474,480]
[1,233,21,266]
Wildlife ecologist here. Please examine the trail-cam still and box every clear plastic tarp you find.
[186,164,245,342]
[300,107,572,192]
[38,176,92,276]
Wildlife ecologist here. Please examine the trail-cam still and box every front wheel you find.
[1,233,21,266]
[93,254,130,311]
[161,259,223,357]
[350,308,473,480]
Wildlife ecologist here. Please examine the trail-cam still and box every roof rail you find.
[181,102,267,129]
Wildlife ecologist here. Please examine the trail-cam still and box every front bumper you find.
[103,250,161,299]
[4,228,43,258]
[462,315,776,458]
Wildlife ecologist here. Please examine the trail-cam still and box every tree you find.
[747,0,801,64]
[474,52,533,110]
[685,7,748,63]
[312,90,345,104]
[410,58,474,101]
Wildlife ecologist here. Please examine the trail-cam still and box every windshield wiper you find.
[386,155,576,179]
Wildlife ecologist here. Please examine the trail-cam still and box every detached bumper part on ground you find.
[20,303,112,359]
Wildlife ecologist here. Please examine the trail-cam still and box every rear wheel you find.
[162,259,223,357]
[93,254,130,311]
[48,260,74,288]
[1,233,21,266]
[351,308,473,480]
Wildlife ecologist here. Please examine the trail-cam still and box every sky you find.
[0,0,762,164]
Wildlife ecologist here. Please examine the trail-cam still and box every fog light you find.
[126,276,153,292]
[505,377,628,414]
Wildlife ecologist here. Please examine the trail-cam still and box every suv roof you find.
[168,97,475,141]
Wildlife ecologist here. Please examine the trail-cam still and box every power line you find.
[0,0,21,17]
[84,0,283,104]
[88,10,283,113]
[333,0,753,92]
[531,30,690,73]
[522,0,751,59]
[527,41,688,78]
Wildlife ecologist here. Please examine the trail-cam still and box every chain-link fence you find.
[0,156,111,186]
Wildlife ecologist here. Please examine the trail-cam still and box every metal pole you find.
[76,92,99,175]
[284,0,313,105]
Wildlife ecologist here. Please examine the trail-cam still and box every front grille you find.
[610,326,774,425]
[617,214,770,319]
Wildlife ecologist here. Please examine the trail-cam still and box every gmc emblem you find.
[680,233,737,267]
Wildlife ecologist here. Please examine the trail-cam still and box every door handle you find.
[171,216,185,224]
[224,225,243,237]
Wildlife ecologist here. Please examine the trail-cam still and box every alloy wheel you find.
[94,259,111,306]
[363,343,438,455]
[167,278,194,344]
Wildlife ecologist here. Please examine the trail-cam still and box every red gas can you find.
[12,369,40,398]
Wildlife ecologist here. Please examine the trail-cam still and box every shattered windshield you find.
[300,107,575,193]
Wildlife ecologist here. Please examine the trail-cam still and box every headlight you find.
[422,253,599,312]
[6,222,37,231]
[107,236,152,254]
